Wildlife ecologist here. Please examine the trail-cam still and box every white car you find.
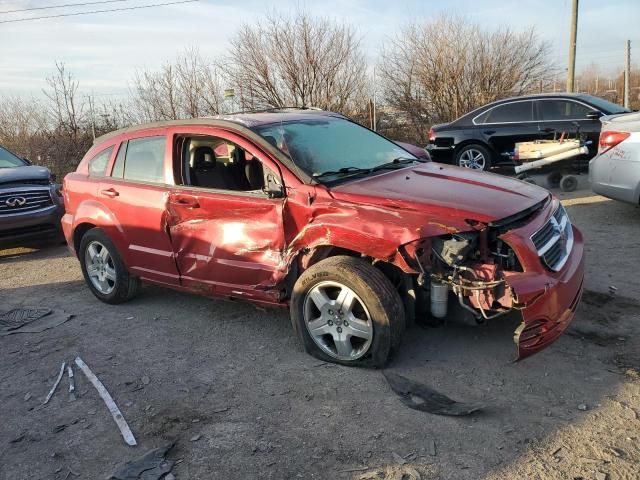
[590,111,640,204]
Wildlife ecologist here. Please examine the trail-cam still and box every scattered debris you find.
[0,307,51,331]
[10,434,26,443]
[190,434,202,442]
[53,424,67,433]
[109,444,175,480]
[74,356,137,446]
[23,392,32,401]
[391,452,407,464]
[595,472,608,480]
[0,308,73,336]
[141,375,150,386]
[212,407,229,413]
[164,474,176,480]
[339,466,373,473]
[43,362,66,405]
[67,365,76,402]
[577,404,588,411]
[428,440,437,456]
[383,371,483,416]
[608,285,617,295]
[608,447,625,457]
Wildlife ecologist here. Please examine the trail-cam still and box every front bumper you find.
[508,226,585,359]
[0,189,64,249]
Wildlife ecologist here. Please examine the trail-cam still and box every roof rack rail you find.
[226,106,324,115]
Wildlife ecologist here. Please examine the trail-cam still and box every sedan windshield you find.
[252,117,419,182]
[0,146,27,168]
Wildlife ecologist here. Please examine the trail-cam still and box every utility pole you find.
[567,0,579,92]
[86,94,96,141]
[624,40,631,109]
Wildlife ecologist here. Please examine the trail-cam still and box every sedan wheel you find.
[303,281,373,361]
[458,148,486,170]
[84,240,117,295]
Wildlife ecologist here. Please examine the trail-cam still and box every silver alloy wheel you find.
[303,281,374,361]
[458,148,486,170]
[84,240,117,295]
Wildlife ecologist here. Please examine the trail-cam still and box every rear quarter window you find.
[123,136,166,184]
[88,146,114,177]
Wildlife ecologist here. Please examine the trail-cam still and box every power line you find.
[0,0,198,24]
[0,0,128,14]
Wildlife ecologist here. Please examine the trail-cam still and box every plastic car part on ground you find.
[383,370,483,416]
[0,307,73,336]
[109,444,175,480]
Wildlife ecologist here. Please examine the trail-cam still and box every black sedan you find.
[427,93,630,170]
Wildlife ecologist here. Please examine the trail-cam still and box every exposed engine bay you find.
[403,201,549,325]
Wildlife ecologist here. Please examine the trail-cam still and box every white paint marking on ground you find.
[43,361,66,405]
[74,356,137,446]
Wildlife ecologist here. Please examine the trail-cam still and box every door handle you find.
[540,127,555,133]
[100,188,119,198]
[483,130,496,135]
[171,197,200,208]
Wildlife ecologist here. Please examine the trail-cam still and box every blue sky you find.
[0,0,637,97]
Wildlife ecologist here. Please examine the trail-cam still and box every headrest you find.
[193,146,215,169]
[245,160,264,190]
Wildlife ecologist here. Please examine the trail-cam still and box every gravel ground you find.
[1,181,639,480]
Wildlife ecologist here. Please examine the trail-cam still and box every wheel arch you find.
[292,244,417,324]
[454,139,496,157]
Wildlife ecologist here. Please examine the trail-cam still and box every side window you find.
[111,141,127,178]
[484,101,534,123]
[123,136,166,184]
[88,147,113,177]
[179,135,277,193]
[538,100,593,121]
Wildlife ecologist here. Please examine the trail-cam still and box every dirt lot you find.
[1,181,639,480]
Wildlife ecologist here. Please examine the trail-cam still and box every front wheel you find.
[290,256,405,368]
[455,144,492,171]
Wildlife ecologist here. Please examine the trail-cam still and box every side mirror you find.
[586,111,603,120]
[264,174,284,199]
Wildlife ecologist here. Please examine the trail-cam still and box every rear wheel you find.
[290,256,405,368]
[455,144,492,171]
[560,175,578,192]
[79,228,139,304]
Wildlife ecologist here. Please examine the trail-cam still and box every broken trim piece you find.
[74,356,137,446]
[43,361,66,405]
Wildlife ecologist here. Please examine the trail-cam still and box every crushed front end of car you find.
[400,197,584,360]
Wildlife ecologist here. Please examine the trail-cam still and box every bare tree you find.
[379,15,555,142]
[227,11,367,113]
[132,47,225,121]
[44,62,85,140]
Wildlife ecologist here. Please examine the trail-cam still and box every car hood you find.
[0,165,51,185]
[329,162,549,224]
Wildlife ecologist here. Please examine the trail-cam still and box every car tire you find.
[290,256,405,368]
[560,175,578,192]
[79,228,139,304]
[455,144,493,171]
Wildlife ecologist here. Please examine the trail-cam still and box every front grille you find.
[0,187,54,216]
[531,203,574,272]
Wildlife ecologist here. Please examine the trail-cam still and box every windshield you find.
[0,146,27,168]
[583,95,630,114]
[252,117,417,181]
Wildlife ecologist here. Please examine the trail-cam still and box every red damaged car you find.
[62,110,584,367]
